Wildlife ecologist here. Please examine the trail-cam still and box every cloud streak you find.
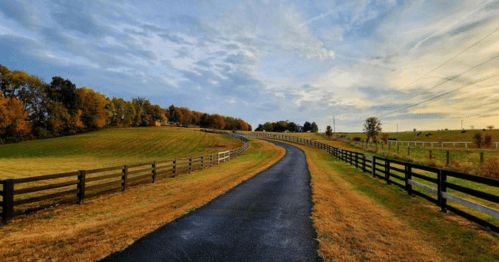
[0,0,498,132]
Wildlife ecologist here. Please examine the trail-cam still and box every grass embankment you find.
[0,127,242,179]
[279,140,499,262]
[0,139,285,262]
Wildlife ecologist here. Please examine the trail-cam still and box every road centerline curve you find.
[100,140,322,262]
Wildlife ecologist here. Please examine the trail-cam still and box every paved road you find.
[101,140,321,262]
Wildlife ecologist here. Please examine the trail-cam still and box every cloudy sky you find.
[1,0,499,132]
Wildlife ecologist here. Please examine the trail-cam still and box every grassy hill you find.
[0,127,242,179]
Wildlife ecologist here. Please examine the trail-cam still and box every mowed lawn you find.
[0,127,243,179]
[0,139,285,262]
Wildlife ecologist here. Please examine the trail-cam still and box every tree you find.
[0,93,31,139]
[255,124,264,131]
[47,76,81,115]
[303,121,312,132]
[77,87,109,130]
[325,125,333,137]
[363,117,382,143]
[263,122,273,132]
[311,122,318,133]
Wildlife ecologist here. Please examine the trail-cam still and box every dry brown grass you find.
[277,140,445,262]
[0,139,285,262]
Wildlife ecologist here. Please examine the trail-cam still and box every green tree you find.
[325,125,333,137]
[303,121,311,132]
[311,122,318,133]
[363,117,382,143]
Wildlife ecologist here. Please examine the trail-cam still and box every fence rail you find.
[1,132,249,223]
[246,132,499,233]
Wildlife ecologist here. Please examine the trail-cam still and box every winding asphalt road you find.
[101,140,321,262]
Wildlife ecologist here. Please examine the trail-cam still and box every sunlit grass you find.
[0,139,285,262]
[0,127,242,179]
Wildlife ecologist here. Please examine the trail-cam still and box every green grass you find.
[0,127,242,179]
[324,152,499,262]
[335,129,499,143]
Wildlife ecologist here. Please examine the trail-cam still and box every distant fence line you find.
[0,132,249,223]
[245,132,499,233]
[337,137,499,149]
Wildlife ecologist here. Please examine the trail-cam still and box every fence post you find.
[440,170,448,213]
[121,165,128,191]
[429,150,432,160]
[77,170,86,204]
[151,161,156,183]
[217,153,220,165]
[362,154,366,173]
[446,150,450,166]
[201,156,204,170]
[407,147,410,156]
[172,159,177,177]
[385,159,390,185]
[355,153,359,168]
[405,164,412,196]
[372,156,376,178]
[2,179,14,223]
[210,154,213,167]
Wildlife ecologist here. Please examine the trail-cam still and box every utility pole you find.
[333,116,336,133]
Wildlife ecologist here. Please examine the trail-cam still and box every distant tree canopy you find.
[167,105,251,131]
[0,64,251,143]
[254,120,318,133]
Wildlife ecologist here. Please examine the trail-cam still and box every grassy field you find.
[335,128,499,143]
[0,139,285,261]
[277,139,499,262]
[0,127,243,179]
[254,132,499,231]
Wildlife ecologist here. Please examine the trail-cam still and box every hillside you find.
[0,127,242,179]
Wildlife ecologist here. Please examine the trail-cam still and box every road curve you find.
[100,140,322,262]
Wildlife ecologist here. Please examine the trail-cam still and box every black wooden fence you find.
[247,133,499,233]
[0,132,249,223]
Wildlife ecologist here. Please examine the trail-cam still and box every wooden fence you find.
[246,133,499,233]
[0,132,249,223]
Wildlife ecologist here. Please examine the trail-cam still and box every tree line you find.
[0,64,251,144]
[254,120,318,133]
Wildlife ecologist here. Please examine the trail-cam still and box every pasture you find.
[0,127,243,179]
[0,139,285,261]
[335,129,499,143]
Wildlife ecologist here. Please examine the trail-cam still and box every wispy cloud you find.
[1,0,499,131]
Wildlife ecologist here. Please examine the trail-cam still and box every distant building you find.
[148,120,162,127]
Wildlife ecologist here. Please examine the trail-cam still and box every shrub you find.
[484,134,492,148]
[381,134,389,143]
[353,136,362,142]
[482,158,499,179]
[473,133,482,148]
[450,159,476,175]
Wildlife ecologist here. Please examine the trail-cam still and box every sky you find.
[1,0,499,132]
